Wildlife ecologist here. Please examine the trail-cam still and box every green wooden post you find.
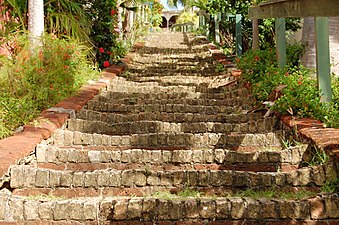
[275,18,286,68]
[315,17,332,102]
[236,14,242,57]
[215,13,220,44]
[202,16,207,36]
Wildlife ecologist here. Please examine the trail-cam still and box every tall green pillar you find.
[215,13,220,44]
[236,14,242,57]
[315,17,332,102]
[275,18,286,68]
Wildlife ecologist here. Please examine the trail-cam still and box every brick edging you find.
[0,63,126,182]
[207,41,339,161]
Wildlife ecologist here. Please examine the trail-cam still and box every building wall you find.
[301,17,339,75]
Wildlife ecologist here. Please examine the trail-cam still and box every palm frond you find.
[46,11,92,44]
[4,0,27,30]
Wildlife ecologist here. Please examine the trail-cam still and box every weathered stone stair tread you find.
[66,118,278,135]
[77,109,264,123]
[53,129,284,149]
[101,87,251,99]
[123,78,239,91]
[2,189,338,222]
[93,94,255,107]
[84,102,244,114]
[35,145,307,172]
[10,164,333,189]
[107,83,197,93]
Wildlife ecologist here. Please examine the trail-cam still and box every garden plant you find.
[0,0,163,139]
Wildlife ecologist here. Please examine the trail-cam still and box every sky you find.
[160,0,184,10]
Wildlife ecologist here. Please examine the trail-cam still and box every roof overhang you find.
[249,0,339,19]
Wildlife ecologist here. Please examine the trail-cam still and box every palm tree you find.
[3,0,91,43]
[28,0,44,48]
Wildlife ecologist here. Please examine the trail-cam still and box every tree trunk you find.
[252,18,259,50]
[28,0,44,48]
[123,9,130,38]
[302,17,339,75]
[301,17,315,70]
[117,5,124,40]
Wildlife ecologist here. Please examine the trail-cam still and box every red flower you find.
[99,47,105,53]
[111,9,116,15]
[284,72,289,77]
[103,61,110,68]
[254,56,260,61]
[298,77,303,85]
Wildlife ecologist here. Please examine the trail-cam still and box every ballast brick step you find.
[1,190,339,222]
[84,101,244,114]
[52,130,284,149]
[35,145,307,166]
[10,163,335,189]
[65,118,278,135]
[93,95,255,107]
[76,109,265,123]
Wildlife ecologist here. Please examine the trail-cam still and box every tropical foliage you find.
[0,34,99,139]
[0,0,164,139]
[1,0,91,42]
[237,47,339,128]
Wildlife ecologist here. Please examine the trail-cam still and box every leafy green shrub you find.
[286,42,305,67]
[272,66,322,118]
[236,47,339,128]
[0,34,99,139]
[151,1,164,27]
[236,48,277,83]
[177,11,199,25]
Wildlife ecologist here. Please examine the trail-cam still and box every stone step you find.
[2,189,338,223]
[125,74,235,86]
[107,82,197,93]
[66,117,278,135]
[100,87,251,101]
[123,77,241,93]
[76,109,265,124]
[84,101,244,114]
[9,163,333,190]
[52,130,284,150]
[92,94,255,107]
[35,144,308,172]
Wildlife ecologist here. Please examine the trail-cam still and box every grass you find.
[281,137,303,149]
[321,177,339,193]
[150,188,203,200]
[149,187,319,200]
[26,193,66,201]
[301,145,330,167]
[234,188,318,200]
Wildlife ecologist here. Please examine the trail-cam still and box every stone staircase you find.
[1,32,338,224]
